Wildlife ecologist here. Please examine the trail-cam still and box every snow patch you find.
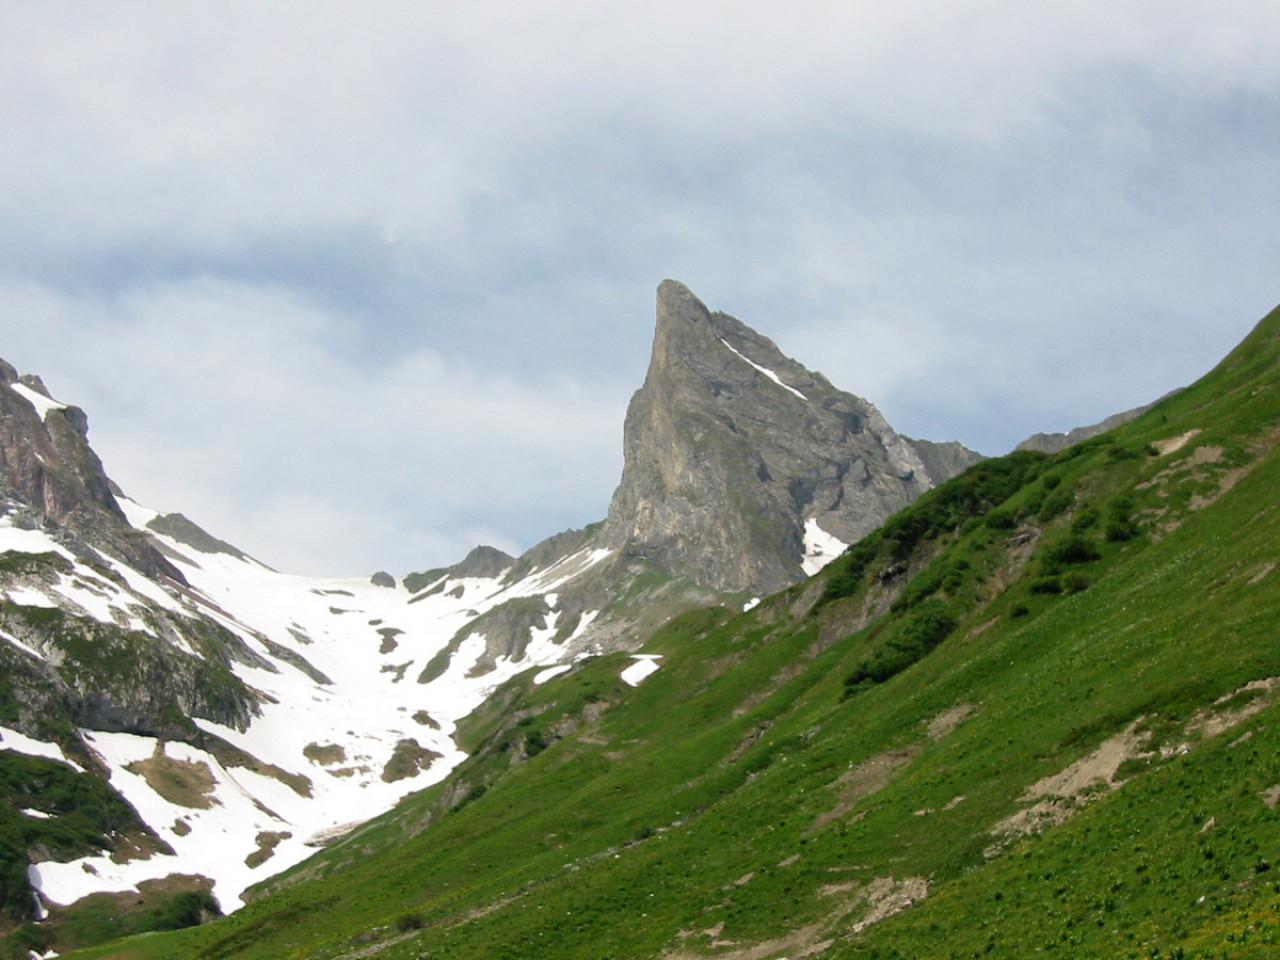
[802,518,848,576]
[533,665,573,685]
[0,520,74,559]
[14,496,621,915]
[621,654,662,686]
[9,382,67,420]
[116,496,161,531]
[718,339,806,400]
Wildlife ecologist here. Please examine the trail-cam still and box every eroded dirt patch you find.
[988,720,1152,854]
[927,703,976,739]
[304,742,347,766]
[245,830,292,869]
[811,748,918,833]
[849,875,929,934]
[381,738,442,783]
[1185,677,1280,741]
[990,678,1280,855]
[667,874,927,960]
[125,743,218,810]
[1153,430,1203,456]
[666,921,831,960]
[1249,562,1277,585]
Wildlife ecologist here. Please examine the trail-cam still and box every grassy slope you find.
[67,305,1280,960]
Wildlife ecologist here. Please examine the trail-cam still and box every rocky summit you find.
[601,280,982,595]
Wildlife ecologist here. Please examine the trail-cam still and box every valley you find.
[1,287,1278,959]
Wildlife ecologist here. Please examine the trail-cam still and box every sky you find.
[2,2,1278,577]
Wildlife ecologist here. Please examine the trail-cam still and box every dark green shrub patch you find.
[843,599,958,694]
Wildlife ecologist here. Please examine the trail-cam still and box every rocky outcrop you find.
[146,512,249,562]
[598,281,983,595]
[0,362,184,584]
[449,545,515,580]
[0,602,259,743]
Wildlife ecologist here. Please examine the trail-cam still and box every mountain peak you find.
[601,283,982,595]
[0,360,183,583]
[655,277,709,321]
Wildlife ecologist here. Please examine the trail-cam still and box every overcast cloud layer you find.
[2,3,1278,576]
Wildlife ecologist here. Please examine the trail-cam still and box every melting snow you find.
[621,654,662,686]
[718,338,807,401]
[533,665,573,685]
[9,382,67,420]
[802,518,848,576]
[11,497,620,914]
[0,520,74,559]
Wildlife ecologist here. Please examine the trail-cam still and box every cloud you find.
[6,3,1279,247]
[2,4,1279,572]
[0,277,623,575]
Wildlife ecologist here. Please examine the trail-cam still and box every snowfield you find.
[1,499,613,913]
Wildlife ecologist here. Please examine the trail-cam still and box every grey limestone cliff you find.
[598,281,983,595]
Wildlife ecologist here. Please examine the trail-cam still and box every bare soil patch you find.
[125,743,218,810]
[926,703,976,739]
[1185,677,1280,740]
[1153,429,1202,456]
[381,738,442,783]
[245,830,292,869]
[810,748,917,833]
[304,742,347,766]
[988,720,1152,854]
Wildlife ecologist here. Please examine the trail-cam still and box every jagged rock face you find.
[601,281,982,595]
[0,362,183,584]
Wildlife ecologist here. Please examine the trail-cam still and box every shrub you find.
[1030,577,1063,595]
[985,509,1017,530]
[1062,571,1092,593]
[1043,535,1101,570]
[149,891,221,931]
[843,600,959,693]
[1071,507,1100,531]
[1105,497,1139,542]
[1036,488,1074,523]
[1105,519,1138,542]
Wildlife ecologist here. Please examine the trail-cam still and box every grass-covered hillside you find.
[63,303,1280,960]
